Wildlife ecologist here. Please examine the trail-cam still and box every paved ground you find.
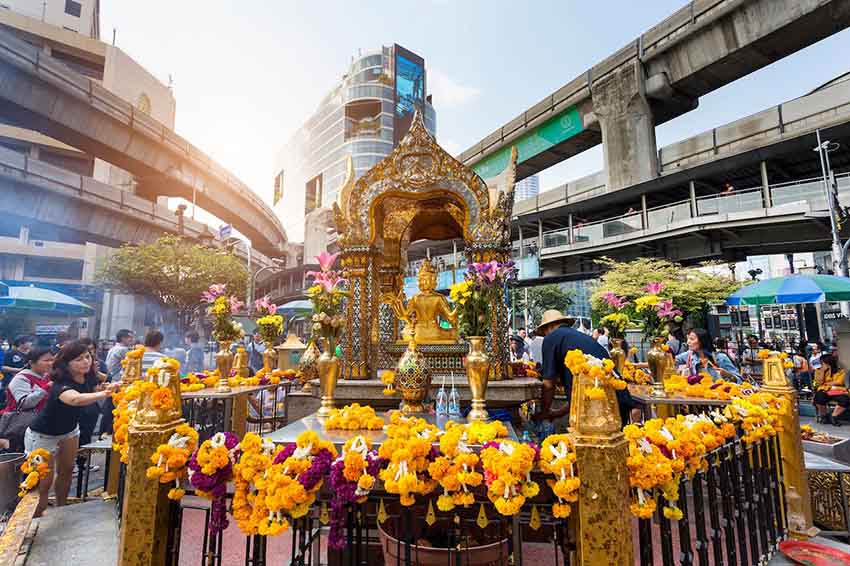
[26,499,117,566]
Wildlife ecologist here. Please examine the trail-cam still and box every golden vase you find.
[466,336,490,421]
[215,341,234,393]
[646,337,670,397]
[396,340,432,414]
[609,337,626,375]
[263,341,276,374]
[298,339,320,393]
[316,346,340,417]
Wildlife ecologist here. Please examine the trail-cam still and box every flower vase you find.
[298,339,320,393]
[646,337,668,397]
[263,341,276,374]
[215,341,234,393]
[466,336,490,421]
[316,346,340,417]
[609,338,626,376]
[396,339,431,414]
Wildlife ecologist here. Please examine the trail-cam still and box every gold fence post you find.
[118,363,184,566]
[760,354,816,539]
[569,371,633,565]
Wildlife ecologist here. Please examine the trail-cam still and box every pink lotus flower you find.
[316,251,340,272]
[602,292,628,310]
[254,296,277,316]
[644,282,665,295]
[229,296,244,314]
[309,270,346,294]
[654,299,682,319]
[201,283,227,303]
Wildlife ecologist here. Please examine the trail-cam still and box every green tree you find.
[513,284,573,329]
[97,235,248,329]
[590,257,741,327]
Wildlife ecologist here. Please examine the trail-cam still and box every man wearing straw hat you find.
[534,310,634,427]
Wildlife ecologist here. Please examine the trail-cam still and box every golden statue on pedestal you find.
[383,259,458,344]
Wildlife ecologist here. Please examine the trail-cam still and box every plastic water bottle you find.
[448,372,461,417]
[435,374,448,417]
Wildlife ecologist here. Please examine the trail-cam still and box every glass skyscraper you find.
[514,175,540,202]
[274,45,436,242]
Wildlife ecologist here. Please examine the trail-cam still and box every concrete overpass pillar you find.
[689,181,697,217]
[592,61,658,191]
[760,161,772,208]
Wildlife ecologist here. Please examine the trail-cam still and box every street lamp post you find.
[748,268,763,340]
[814,130,849,316]
[249,258,286,314]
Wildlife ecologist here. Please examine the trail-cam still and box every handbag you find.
[0,407,36,452]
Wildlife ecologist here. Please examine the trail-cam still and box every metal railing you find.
[540,172,850,252]
[636,434,785,566]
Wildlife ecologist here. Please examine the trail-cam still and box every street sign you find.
[219,224,232,239]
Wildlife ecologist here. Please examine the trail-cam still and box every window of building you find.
[64,0,82,17]
[23,257,84,280]
[305,174,323,215]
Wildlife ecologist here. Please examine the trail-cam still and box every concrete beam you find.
[0,27,286,255]
[592,61,659,191]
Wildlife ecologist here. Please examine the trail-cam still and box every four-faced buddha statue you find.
[383,259,458,344]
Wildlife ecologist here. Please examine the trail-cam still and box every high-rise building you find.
[514,175,539,202]
[274,44,436,242]
[2,0,100,38]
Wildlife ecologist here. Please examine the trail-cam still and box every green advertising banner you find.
[472,105,582,179]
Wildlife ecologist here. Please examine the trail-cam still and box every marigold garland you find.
[232,433,280,535]
[429,423,485,512]
[480,440,539,516]
[328,436,381,549]
[378,412,439,506]
[664,373,755,400]
[538,435,580,518]
[19,449,50,497]
[323,403,385,431]
[258,431,337,535]
[564,349,626,399]
[624,413,738,520]
[146,424,199,500]
[188,432,241,534]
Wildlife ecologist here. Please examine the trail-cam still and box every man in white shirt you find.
[105,329,134,382]
[141,330,166,372]
[596,326,610,351]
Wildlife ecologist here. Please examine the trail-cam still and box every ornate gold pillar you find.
[569,368,633,565]
[340,247,379,379]
[761,354,816,539]
[118,363,184,566]
[376,259,402,370]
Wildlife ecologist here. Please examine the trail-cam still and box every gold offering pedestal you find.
[308,376,540,413]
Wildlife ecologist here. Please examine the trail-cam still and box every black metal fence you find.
[636,434,786,566]
[162,489,573,566]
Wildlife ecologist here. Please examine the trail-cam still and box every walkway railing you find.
[540,172,850,252]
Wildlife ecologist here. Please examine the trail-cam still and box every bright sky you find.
[101,1,850,209]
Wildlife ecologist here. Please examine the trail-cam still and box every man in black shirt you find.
[535,310,634,426]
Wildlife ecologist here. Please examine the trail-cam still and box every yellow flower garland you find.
[564,349,626,399]
[323,403,385,431]
[145,424,199,500]
[539,434,580,518]
[429,423,485,511]
[480,440,538,516]
[19,449,51,497]
[232,433,280,535]
[378,412,439,506]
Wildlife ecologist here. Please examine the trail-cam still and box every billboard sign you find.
[393,44,426,145]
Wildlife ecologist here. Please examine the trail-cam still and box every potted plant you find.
[201,284,244,392]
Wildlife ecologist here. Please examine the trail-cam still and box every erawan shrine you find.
[5,113,847,566]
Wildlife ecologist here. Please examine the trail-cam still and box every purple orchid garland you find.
[187,432,240,535]
[327,452,382,550]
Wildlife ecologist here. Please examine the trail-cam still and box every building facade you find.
[274,44,436,242]
[514,175,539,202]
[0,2,177,341]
